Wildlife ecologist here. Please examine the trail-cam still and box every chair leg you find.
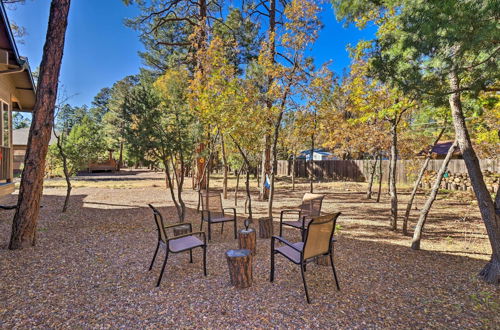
[200,218,203,231]
[279,214,283,237]
[208,222,212,241]
[156,250,169,287]
[189,249,193,263]
[202,245,207,276]
[329,252,340,290]
[269,249,274,282]
[300,263,311,304]
[233,220,237,239]
[221,222,224,234]
[149,241,160,271]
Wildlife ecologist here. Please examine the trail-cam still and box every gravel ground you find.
[0,171,498,328]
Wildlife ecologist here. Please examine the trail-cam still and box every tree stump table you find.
[173,224,191,237]
[238,228,256,255]
[258,217,273,239]
[316,239,336,266]
[226,249,252,289]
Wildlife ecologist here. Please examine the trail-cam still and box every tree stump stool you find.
[226,249,252,289]
[238,228,256,255]
[258,217,273,239]
[173,224,191,237]
[316,239,336,266]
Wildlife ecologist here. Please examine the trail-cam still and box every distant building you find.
[417,141,462,159]
[297,149,336,161]
[0,3,36,196]
[13,128,57,174]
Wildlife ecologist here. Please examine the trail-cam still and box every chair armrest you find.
[167,231,206,244]
[272,235,302,252]
[164,223,193,231]
[223,207,236,219]
[280,209,301,214]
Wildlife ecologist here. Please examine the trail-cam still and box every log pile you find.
[420,170,499,192]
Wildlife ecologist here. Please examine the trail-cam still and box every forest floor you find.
[1,169,498,328]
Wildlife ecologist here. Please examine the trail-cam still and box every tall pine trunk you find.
[9,0,71,249]
[291,153,296,191]
[403,127,445,235]
[448,71,500,284]
[389,119,398,231]
[411,140,457,250]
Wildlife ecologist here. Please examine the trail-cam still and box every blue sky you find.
[9,0,375,107]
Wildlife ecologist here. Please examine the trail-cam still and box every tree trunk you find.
[403,127,445,235]
[164,159,184,222]
[448,71,500,284]
[366,156,378,199]
[376,153,383,203]
[411,140,457,250]
[54,130,71,213]
[226,249,253,289]
[234,163,243,206]
[238,228,256,256]
[389,120,398,231]
[291,153,296,191]
[118,140,123,171]
[221,134,228,199]
[260,137,271,200]
[309,134,314,193]
[9,0,71,250]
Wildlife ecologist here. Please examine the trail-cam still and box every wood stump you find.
[258,217,273,239]
[173,224,191,237]
[238,229,256,255]
[226,249,252,289]
[316,255,331,266]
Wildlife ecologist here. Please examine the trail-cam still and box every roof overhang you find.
[0,2,36,112]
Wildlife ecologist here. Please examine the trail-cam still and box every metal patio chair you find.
[199,191,237,241]
[148,204,207,287]
[279,193,325,241]
[271,212,341,303]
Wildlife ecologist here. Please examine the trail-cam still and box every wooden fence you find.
[277,159,500,185]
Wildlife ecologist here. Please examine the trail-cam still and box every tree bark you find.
[9,0,71,249]
[164,159,184,222]
[389,119,398,231]
[118,140,124,171]
[238,229,256,255]
[376,153,383,203]
[221,134,228,199]
[291,153,296,191]
[366,156,378,199]
[411,140,457,250]
[226,249,253,289]
[403,127,446,235]
[448,70,500,284]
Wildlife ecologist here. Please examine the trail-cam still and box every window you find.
[1,101,9,147]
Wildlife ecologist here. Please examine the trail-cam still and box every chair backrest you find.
[200,191,223,214]
[300,193,325,217]
[148,204,168,243]
[303,212,341,260]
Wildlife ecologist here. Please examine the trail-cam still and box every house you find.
[13,128,56,174]
[297,148,336,161]
[417,141,462,159]
[0,3,36,196]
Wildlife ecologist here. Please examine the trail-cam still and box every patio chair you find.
[270,212,341,304]
[279,193,325,241]
[199,190,237,241]
[148,204,207,287]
